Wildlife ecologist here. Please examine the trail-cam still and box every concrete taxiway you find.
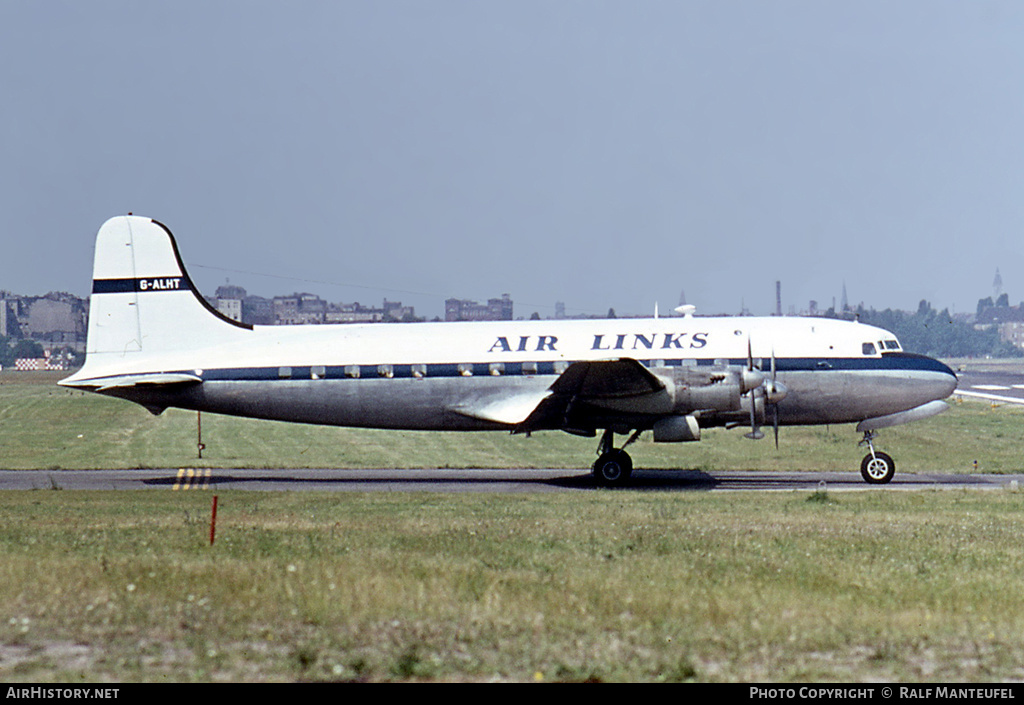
[956,369,1024,405]
[2,468,1023,493]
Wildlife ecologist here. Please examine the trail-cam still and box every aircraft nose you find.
[929,358,959,400]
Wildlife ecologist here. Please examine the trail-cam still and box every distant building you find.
[211,284,415,326]
[214,284,247,300]
[216,298,243,322]
[214,284,246,323]
[326,302,384,324]
[270,293,326,325]
[1000,321,1024,350]
[326,299,417,324]
[445,294,513,321]
[0,292,88,352]
[0,295,16,337]
[242,296,274,325]
[975,304,1024,350]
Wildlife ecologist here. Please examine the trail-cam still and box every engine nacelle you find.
[658,367,743,414]
[652,414,701,443]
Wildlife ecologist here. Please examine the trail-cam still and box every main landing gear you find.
[591,428,899,486]
[858,430,896,484]
[592,429,642,487]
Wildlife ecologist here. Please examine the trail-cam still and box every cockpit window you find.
[862,342,877,355]
[884,340,901,350]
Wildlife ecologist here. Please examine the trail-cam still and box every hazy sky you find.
[2,1,1022,320]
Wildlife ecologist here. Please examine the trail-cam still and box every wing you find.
[548,358,665,399]
[450,358,671,431]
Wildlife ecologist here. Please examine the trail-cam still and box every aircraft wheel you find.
[593,449,633,487]
[860,452,895,484]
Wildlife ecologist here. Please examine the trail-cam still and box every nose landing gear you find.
[859,430,896,484]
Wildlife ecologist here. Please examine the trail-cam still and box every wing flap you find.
[450,389,554,426]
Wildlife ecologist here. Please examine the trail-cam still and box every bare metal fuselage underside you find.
[102,361,954,434]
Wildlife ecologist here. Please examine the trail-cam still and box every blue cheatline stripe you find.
[144,352,953,384]
[92,277,190,294]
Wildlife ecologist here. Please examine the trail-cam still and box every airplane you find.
[60,215,959,486]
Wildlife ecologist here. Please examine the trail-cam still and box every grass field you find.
[2,490,1024,682]
[3,372,1024,682]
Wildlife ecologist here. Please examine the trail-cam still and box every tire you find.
[860,451,895,484]
[592,449,633,487]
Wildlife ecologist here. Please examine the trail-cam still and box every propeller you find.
[743,338,765,440]
[768,349,780,448]
[743,342,788,446]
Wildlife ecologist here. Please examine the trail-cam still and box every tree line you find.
[850,300,1021,359]
[0,336,44,367]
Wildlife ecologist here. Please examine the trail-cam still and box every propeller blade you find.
[744,336,766,440]
[745,387,764,440]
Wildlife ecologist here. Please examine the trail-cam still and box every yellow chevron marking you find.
[174,468,212,490]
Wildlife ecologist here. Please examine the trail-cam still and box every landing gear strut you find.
[858,430,896,484]
[592,429,641,487]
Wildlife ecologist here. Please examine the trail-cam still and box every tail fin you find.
[63,216,250,383]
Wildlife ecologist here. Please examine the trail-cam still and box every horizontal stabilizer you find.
[60,372,203,392]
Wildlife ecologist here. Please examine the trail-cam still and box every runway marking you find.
[174,468,212,490]
[973,384,1012,391]
[955,389,1024,405]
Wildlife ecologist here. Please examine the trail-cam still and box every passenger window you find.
[411,364,426,379]
[344,365,360,379]
[522,362,538,376]
[311,366,326,380]
[489,363,504,376]
[862,343,877,355]
[377,364,394,378]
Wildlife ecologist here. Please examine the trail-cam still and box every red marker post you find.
[210,495,219,546]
